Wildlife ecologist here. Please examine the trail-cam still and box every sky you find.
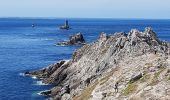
[0,0,170,19]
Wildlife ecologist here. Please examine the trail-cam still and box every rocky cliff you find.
[27,27,170,100]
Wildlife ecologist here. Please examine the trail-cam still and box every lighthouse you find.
[60,20,70,30]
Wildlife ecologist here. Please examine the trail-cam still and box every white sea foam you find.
[31,76,37,79]
[55,44,66,47]
[37,91,42,96]
[35,81,49,86]
[37,90,50,96]
[19,73,25,76]
[40,38,53,41]
[45,97,52,100]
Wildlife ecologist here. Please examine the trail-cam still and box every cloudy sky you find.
[0,0,170,19]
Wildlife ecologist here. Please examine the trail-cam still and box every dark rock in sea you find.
[39,90,52,96]
[24,71,30,75]
[57,33,86,46]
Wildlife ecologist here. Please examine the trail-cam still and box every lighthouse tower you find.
[65,20,69,28]
[60,20,70,30]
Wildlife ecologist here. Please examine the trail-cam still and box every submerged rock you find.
[57,33,85,46]
[24,71,30,75]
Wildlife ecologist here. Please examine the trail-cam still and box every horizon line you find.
[0,17,170,20]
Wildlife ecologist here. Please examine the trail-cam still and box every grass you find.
[107,91,113,96]
[145,63,153,68]
[149,78,159,86]
[149,65,165,86]
[73,81,99,100]
[140,74,151,83]
[73,68,118,100]
[99,67,119,85]
[122,82,137,96]
[100,77,109,85]
[99,73,112,85]
[168,76,170,81]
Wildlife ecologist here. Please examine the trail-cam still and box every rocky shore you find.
[26,27,170,100]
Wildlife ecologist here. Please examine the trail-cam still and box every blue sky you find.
[0,0,170,19]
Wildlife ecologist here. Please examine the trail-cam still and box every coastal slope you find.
[27,27,170,100]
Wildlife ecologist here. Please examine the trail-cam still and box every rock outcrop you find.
[26,27,170,100]
[57,33,86,46]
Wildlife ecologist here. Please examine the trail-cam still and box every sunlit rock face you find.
[27,27,170,100]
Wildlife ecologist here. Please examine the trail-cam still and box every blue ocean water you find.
[0,18,170,100]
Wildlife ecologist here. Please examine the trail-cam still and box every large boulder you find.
[57,33,85,45]
[129,72,143,83]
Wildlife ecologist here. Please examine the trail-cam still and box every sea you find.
[0,18,170,100]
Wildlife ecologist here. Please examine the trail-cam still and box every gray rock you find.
[61,94,71,100]
[129,72,143,83]
[57,33,85,45]
[144,86,152,91]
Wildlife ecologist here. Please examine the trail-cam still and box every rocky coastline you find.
[26,27,170,100]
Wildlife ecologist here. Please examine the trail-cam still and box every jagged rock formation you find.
[26,27,170,100]
[57,33,86,46]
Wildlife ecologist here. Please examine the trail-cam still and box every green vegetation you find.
[168,76,170,81]
[122,78,139,96]
[73,81,99,100]
[99,68,118,85]
[99,73,112,85]
[140,74,151,83]
[145,63,153,68]
[122,82,137,96]
[107,92,113,96]
[149,65,165,86]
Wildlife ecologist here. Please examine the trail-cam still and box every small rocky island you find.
[57,33,86,46]
[60,20,70,30]
[26,27,170,100]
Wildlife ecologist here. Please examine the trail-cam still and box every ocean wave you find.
[37,91,42,96]
[19,73,25,76]
[45,97,52,100]
[31,76,37,79]
[55,44,67,47]
[34,81,49,86]
[37,90,50,96]
[24,34,35,36]
[40,38,54,41]
[19,73,38,80]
